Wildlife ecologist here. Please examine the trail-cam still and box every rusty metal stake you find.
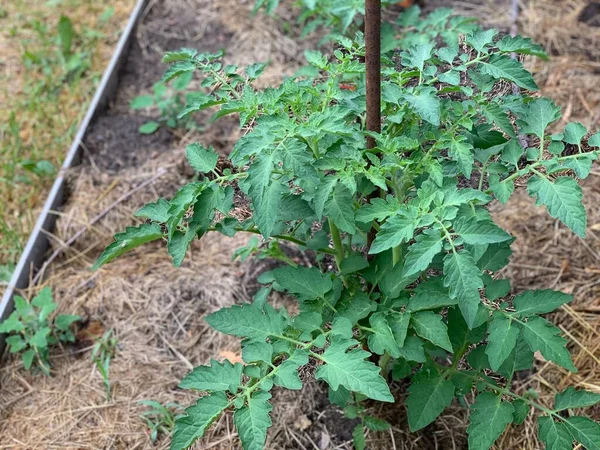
[365,0,382,150]
[365,0,382,251]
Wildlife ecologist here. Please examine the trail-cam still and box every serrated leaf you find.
[486,313,519,371]
[410,311,453,352]
[406,374,455,431]
[564,417,600,450]
[271,266,332,300]
[55,314,80,331]
[162,60,196,83]
[163,48,197,63]
[205,303,286,341]
[234,391,273,450]
[242,341,273,364]
[476,242,512,271]
[408,277,456,311]
[135,198,170,223]
[355,196,399,223]
[398,335,427,363]
[454,217,512,245]
[403,229,444,276]
[315,337,394,402]
[518,98,561,138]
[562,154,595,179]
[443,250,484,328]
[93,223,163,269]
[179,359,244,392]
[513,289,572,317]
[527,175,587,237]
[401,43,435,72]
[304,50,328,69]
[467,392,515,450]
[367,312,401,357]
[186,143,218,173]
[449,137,475,179]
[467,29,498,53]
[520,316,576,372]
[404,87,441,126]
[171,392,228,450]
[274,350,309,390]
[352,424,366,450]
[564,122,587,146]
[479,54,538,91]
[496,35,547,59]
[325,183,356,234]
[555,387,600,411]
[498,337,534,379]
[369,207,420,254]
[512,399,529,425]
[481,102,517,138]
[489,174,515,204]
[539,417,573,450]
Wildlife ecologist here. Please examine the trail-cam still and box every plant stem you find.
[328,218,348,287]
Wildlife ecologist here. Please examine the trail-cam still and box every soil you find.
[1,0,600,449]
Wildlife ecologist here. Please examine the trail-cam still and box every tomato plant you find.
[95,6,600,450]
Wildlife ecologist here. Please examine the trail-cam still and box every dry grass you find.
[0,0,137,271]
[1,0,600,449]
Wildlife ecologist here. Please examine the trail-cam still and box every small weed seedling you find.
[0,287,79,375]
[139,400,183,443]
[130,73,200,135]
[96,6,600,450]
[91,329,118,400]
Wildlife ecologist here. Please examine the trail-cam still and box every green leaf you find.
[563,122,587,146]
[271,266,332,300]
[513,289,572,317]
[364,416,391,431]
[367,312,401,357]
[403,229,444,276]
[355,196,399,223]
[467,29,498,53]
[538,417,573,450]
[135,198,170,223]
[130,95,154,109]
[304,50,328,69]
[162,60,196,83]
[454,217,512,245]
[242,341,273,364]
[406,374,455,431]
[205,303,286,341]
[562,154,595,179]
[496,35,547,59]
[55,314,80,331]
[253,181,281,238]
[93,223,163,269]
[352,424,366,450]
[512,399,529,425]
[274,350,309,390]
[162,48,197,63]
[398,335,427,363]
[410,311,452,352]
[407,277,456,312]
[589,132,600,147]
[22,349,35,370]
[555,387,600,411]
[478,54,538,91]
[139,121,160,134]
[234,391,273,450]
[449,137,475,179]
[404,87,441,126]
[485,313,519,371]
[369,207,420,254]
[315,337,394,402]
[443,250,484,328]
[527,175,586,237]
[467,392,515,450]
[489,174,515,204]
[401,43,435,72]
[30,327,51,348]
[179,359,244,392]
[498,337,534,379]
[325,183,356,234]
[518,98,561,138]
[186,143,218,173]
[520,316,577,372]
[171,392,228,450]
[481,102,517,138]
[0,313,24,333]
[563,417,600,450]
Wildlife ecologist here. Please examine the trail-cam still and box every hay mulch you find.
[1,0,600,449]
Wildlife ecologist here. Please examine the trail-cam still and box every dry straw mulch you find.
[1,0,600,449]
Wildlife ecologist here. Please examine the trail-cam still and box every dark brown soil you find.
[579,2,600,27]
